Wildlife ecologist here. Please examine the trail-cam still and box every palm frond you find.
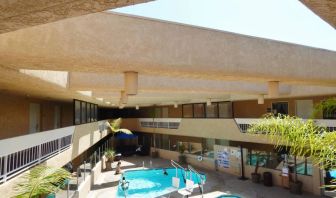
[247,114,336,170]
[14,165,71,198]
[107,118,132,135]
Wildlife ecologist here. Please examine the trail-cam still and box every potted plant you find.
[251,152,261,183]
[14,165,71,198]
[248,112,336,194]
[104,149,115,171]
[178,143,187,164]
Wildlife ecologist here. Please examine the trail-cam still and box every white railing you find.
[139,118,181,129]
[235,118,336,133]
[0,126,75,183]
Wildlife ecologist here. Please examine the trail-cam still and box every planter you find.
[105,160,113,171]
[290,181,303,195]
[178,155,187,164]
[251,173,261,183]
[263,172,273,187]
[151,150,159,158]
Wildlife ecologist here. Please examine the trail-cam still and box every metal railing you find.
[235,118,336,133]
[188,165,205,197]
[171,160,186,178]
[0,126,75,183]
[139,118,181,129]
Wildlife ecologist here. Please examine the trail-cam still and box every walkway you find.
[88,156,321,198]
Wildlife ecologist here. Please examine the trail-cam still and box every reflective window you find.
[193,103,205,118]
[218,102,232,118]
[206,103,218,118]
[74,100,81,125]
[182,104,193,118]
[81,102,86,124]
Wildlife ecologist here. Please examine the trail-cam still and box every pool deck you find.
[87,156,321,198]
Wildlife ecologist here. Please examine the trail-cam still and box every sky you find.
[113,0,336,51]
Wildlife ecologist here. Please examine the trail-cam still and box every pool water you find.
[117,168,205,198]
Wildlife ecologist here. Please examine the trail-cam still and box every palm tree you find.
[14,165,71,198]
[106,118,132,136]
[248,114,336,193]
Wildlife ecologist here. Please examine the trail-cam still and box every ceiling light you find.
[96,97,103,101]
[120,90,128,104]
[124,71,138,95]
[136,105,139,110]
[268,81,279,98]
[257,95,264,104]
[206,99,211,106]
[105,101,111,104]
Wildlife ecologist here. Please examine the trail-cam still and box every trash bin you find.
[263,172,273,187]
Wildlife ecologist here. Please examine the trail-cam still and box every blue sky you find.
[113,0,336,51]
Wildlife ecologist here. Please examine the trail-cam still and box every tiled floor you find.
[88,156,321,198]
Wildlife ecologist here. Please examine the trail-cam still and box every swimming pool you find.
[116,168,205,198]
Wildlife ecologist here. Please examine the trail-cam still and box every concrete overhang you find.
[0,0,151,34]
[0,12,335,86]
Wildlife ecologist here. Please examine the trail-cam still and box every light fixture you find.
[124,71,138,95]
[96,97,103,101]
[120,90,128,104]
[105,101,111,105]
[173,102,178,108]
[268,81,279,98]
[206,99,211,106]
[257,95,264,104]
[135,105,139,110]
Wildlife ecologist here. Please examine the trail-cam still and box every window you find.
[74,100,81,125]
[193,103,205,118]
[272,102,288,115]
[182,104,193,118]
[218,102,232,118]
[73,100,98,125]
[81,102,86,124]
[86,103,91,122]
[206,103,218,118]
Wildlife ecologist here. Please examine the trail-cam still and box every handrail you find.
[188,165,205,197]
[171,160,185,178]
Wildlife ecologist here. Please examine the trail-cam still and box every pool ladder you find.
[188,165,205,198]
[171,160,187,179]
[170,160,205,197]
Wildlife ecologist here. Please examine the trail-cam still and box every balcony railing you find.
[0,120,108,183]
[139,118,181,129]
[235,118,336,133]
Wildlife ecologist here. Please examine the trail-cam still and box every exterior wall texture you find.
[0,93,73,139]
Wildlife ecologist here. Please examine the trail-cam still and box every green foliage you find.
[178,143,186,154]
[312,98,336,118]
[106,118,132,135]
[14,165,71,198]
[105,149,115,159]
[247,114,336,170]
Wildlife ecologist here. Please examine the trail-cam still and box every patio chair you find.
[177,179,194,198]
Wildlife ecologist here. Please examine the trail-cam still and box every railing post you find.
[38,144,42,163]
[3,156,8,182]
[58,138,61,154]
[83,161,86,180]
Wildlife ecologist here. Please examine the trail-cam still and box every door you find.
[54,105,61,129]
[296,100,313,119]
[29,103,40,133]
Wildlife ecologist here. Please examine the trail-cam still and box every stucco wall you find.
[0,93,73,140]
[233,95,336,118]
